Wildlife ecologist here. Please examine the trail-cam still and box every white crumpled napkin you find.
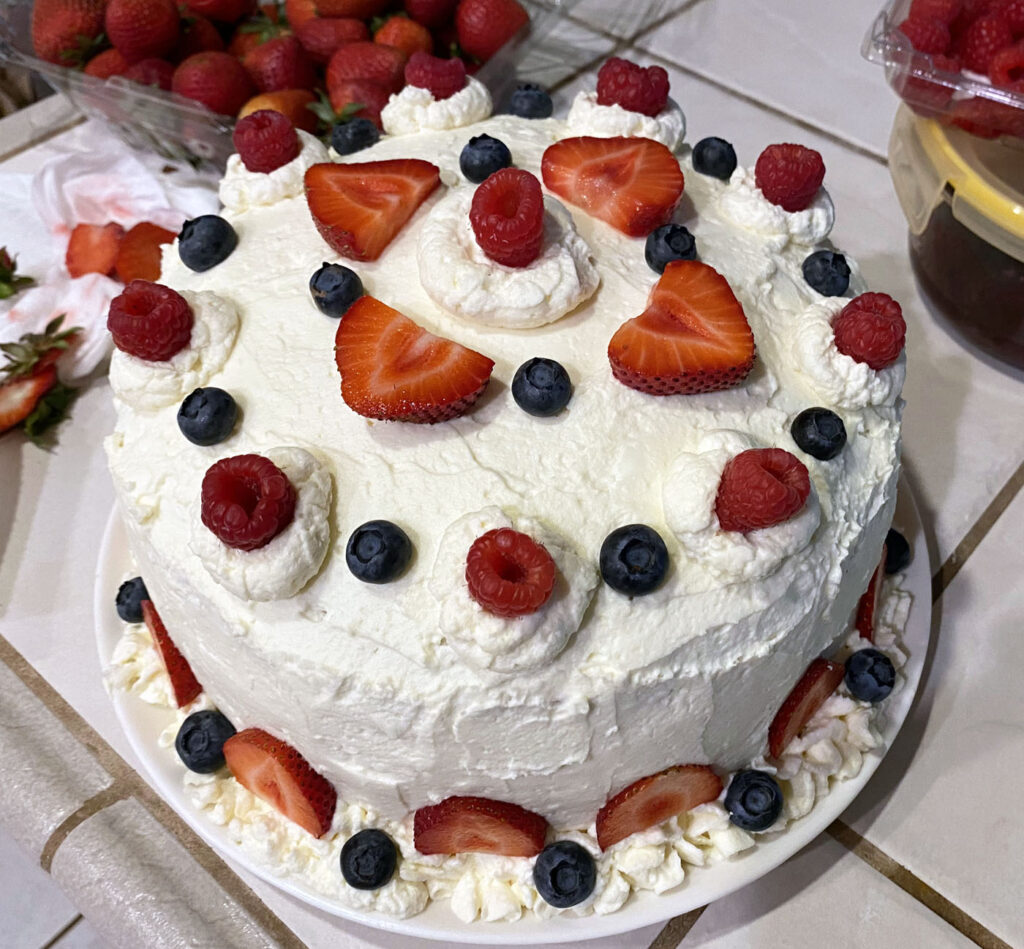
[0,119,219,381]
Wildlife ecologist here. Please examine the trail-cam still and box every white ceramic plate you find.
[93,483,931,946]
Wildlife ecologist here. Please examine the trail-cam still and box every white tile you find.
[568,0,698,41]
[53,918,112,949]
[845,488,1024,947]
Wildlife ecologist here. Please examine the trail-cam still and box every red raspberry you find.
[997,0,1024,32]
[107,280,193,362]
[910,0,963,24]
[832,293,906,371]
[201,454,296,552]
[595,57,670,117]
[989,39,1024,83]
[898,15,952,52]
[715,449,811,534]
[469,168,545,268]
[465,528,556,618]
[233,109,298,174]
[404,52,466,100]
[753,143,826,213]
[962,12,1014,72]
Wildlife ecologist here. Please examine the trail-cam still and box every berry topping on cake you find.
[508,82,553,118]
[802,249,851,297]
[200,454,297,551]
[844,648,896,704]
[832,292,906,370]
[223,728,337,838]
[754,143,826,213]
[175,709,236,773]
[330,117,381,156]
[233,108,300,173]
[115,222,176,283]
[178,215,238,273]
[511,357,572,417]
[768,657,845,758]
[346,520,413,583]
[141,599,203,707]
[855,544,888,642]
[790,407,847,461]
[469,168,545,268]
[65,222,125,279]
[715,448,811,534]
[404,51,466,100]
[596,765,723,851]
[465,528,556,617]
[413,795,548,857]
[644,223,697,274]
[340,829,398,890]
[459,134,513,184]
[608,259,755,395]
[107,280,194,362]
[724,770,783,832]
[541,136,685,237]
[455,0,529,62]
[898,14,952,53]
[335,296,494,423]
[595,56,670,117]
[177,387,238,446]
[533,841,597,908]
[309,262,363,318]
[885,528,912,574]
[115,576,149,623]
[304,159,441,262]
[599,524,668,596]
[692,136,738,180]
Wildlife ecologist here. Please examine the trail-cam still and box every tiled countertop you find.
[2,1,1023,947]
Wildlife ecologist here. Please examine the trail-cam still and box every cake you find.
[104,56,912,923]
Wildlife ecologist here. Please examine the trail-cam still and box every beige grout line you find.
[827,821,1013,949]
[40,781,133,873]
[39,914,84,949]
[0,113,86,164]
[650,907,708,948]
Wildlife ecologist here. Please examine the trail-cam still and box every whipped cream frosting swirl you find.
[566,92,686,151]
[719,166,835,247]
[382,78,493,136]
[219,131,330,215]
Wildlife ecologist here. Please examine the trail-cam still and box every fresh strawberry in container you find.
[105,0,182,64]
[31,0,106,66]
[455,0,529,61]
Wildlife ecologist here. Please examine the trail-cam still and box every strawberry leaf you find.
[0,247,36,300]
[23,381,77,445]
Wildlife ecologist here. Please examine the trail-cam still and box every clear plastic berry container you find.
[862,0,1024,141]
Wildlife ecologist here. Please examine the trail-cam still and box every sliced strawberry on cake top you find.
[608,259,756,395]
[141,599,202,707]
[334,296,494,423]
[413,795,548,857]
[540,136,684,237]
[304,159,441,261]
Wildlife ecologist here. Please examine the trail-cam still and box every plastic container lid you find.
[888,105,1024,264]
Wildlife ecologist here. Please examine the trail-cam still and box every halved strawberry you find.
[0,366,58,434]
[141,600,202,707]
[115,222,177,283]
[595,764,723,851]
[304,159,441,261]
[413,795,548,857]
[768,657,845,758]
[334,296,494,423]
[223,728,337,838]
[540,136,684,237]
[608,259,755,395]
[65,223,126,279]
[855,543,888,643]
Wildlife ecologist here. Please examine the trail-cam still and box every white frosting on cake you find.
[566,91,685,150]
[220,131,330,215]
[382,78,493,137]
[719,166,835,247]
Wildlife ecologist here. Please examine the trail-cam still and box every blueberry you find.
[177,387,237,446]
[178,215,238,272]
[331,117,379,156]
[309,262,363,318]
[511,358,572,417]
[599,525,669,596]
[692,136,737,180]
[459,134,513,183]
[115,576,149,623]
[790,407,846,461]
[884,528,911,574]
[346,520,412,583]
[724,770,783,832]
[802,250,851,297]
[644,224,697,274]
[508,83,553,119]
[533,841,596,908]
[844,648,896,703]
[174,709,236,773]
[340,829,397,890]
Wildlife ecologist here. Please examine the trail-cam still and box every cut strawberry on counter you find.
[223,728,337,838]
[596,765,723,851]
[541,136,684,238]
[607,259,755,395]
[115,222,177,283]
[334,296,494,422]
[65,223,126,279]
[0,366,58,435]
[305,159,441,261]
[768,657,845,758]
[141,600,202,707]
[855,543,888,643]
[413,795,548,856]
